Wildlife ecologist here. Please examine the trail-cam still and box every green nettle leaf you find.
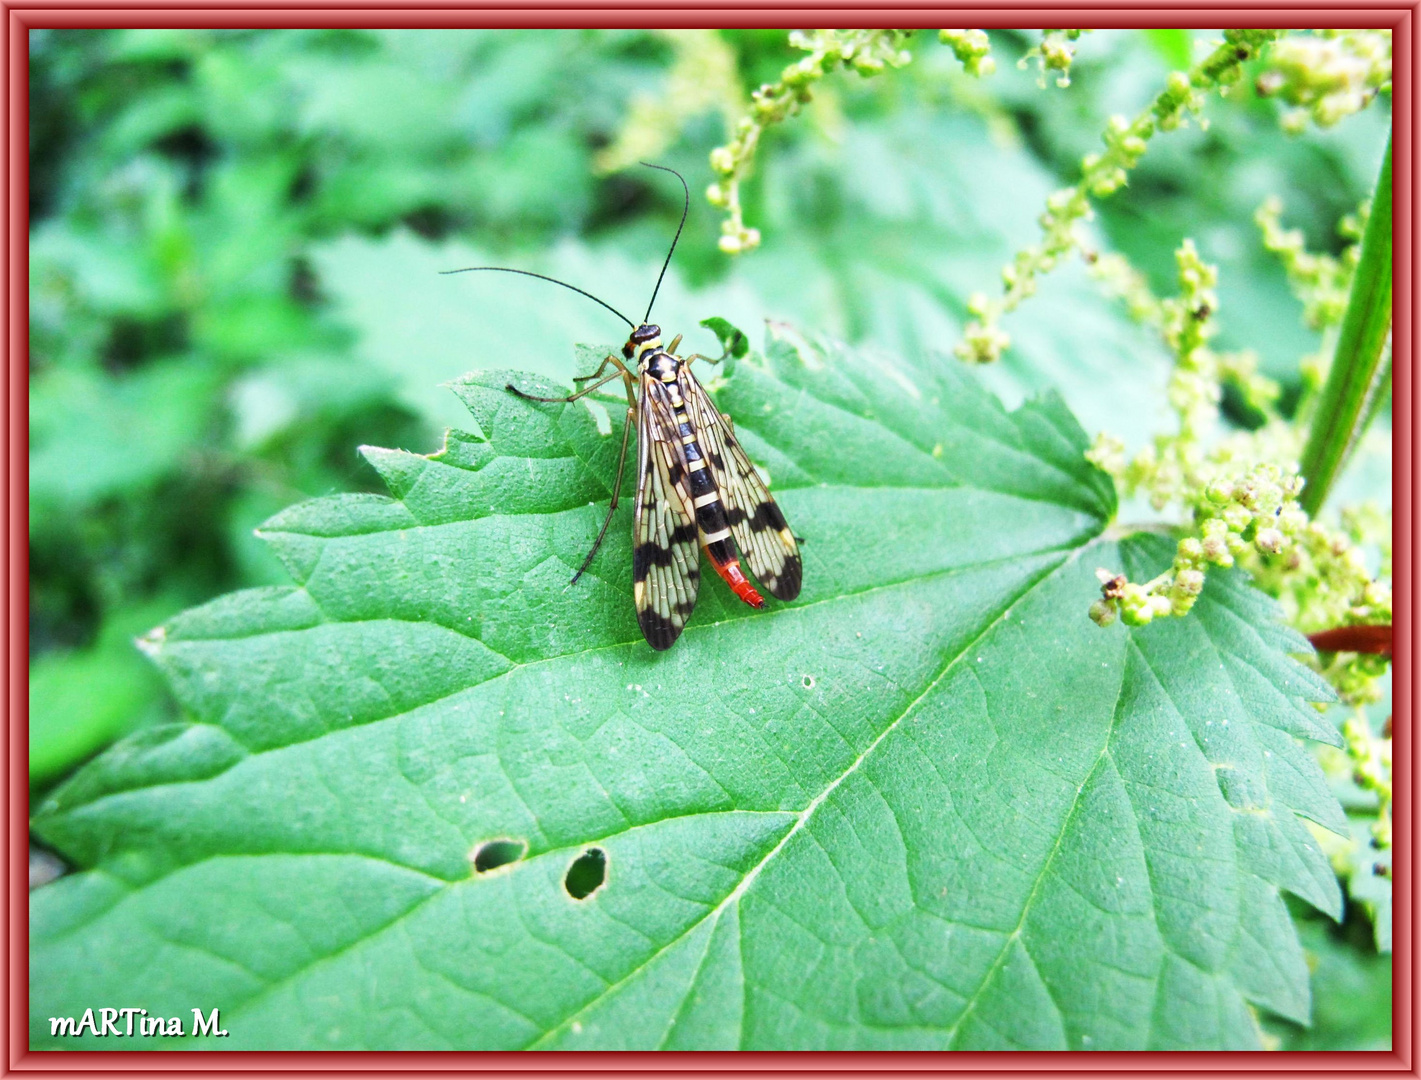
[31,332,1344,1050]
[698,316,750,359]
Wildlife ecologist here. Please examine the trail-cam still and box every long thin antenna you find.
[639,162,689,324]
[440,266,635,329]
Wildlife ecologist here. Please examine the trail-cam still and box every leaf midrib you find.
[527,543,1088,1049]
[941,608,1134,1049]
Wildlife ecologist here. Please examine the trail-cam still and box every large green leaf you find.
[31,333,1342,1049]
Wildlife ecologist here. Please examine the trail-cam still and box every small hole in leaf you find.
[802,674,815,689]
[564,847,607,900]
[471,838,527,874]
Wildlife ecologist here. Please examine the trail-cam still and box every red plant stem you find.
[1307,623,1393,658]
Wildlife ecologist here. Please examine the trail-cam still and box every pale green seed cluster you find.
[1089,570,1168,628]
[1313,706,1392,871]
[1328,645,1392,708]
[1257,503,1390,631]
[1344,709,1392,848]
[1249,501,1392,706]
[1090,461,1308,628]
[1162,239,1220,438]
[1087,233,1391,710]
[1244,195,1391,708]
[1086,246,1279,415]
[1019,29,1087,88]
[1160,244,1280,424]
[707,29,914,255]
[956,29,1280,365]
[938,30,995,77]
[1087,240,1314,627]
[1256,195,1371,396]
[1255,195,1366,331]
[1195,462,1308,564]
[1309,527,1392,870]
[1084,250,1161,325]
[1217,349,1281,414]
[1085,241,1281,509]
[1255,30,1392,130]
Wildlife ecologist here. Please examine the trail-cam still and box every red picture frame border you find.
[6,5,1413,1072]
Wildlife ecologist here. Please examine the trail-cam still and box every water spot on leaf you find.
[471,838,526,874]
[564,847,607,900]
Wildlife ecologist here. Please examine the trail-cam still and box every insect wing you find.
[632,378,701,649]
[679,370,802,601]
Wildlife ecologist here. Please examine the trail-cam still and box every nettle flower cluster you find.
[1087,231,1389,710]
[956,29,1280,365]
[1019,29,1089,88]
[1256,194,1371,392]
[1344,708,1393,849]
[1090,462,1307,628]
[1256,195,1365,332]
[1254,29,1392,130]
[706,29,914,255]
[938,30,995,77]
[1253,503,1393,705]
[1086,239,1284,509]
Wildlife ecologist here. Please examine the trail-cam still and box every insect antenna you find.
[638,162,689,325]
[439,265,635,329]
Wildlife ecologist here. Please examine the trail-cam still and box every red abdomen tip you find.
[731,578,765,609]
[714,557,765,609]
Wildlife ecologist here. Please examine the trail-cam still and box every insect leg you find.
[682,352,721,369]
[507,369,620,403]
[572,353,620,383]
[569,367,640,585]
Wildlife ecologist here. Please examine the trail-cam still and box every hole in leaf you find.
[802,674,815,689]
[471,838,527,874]
[564,847,607,900]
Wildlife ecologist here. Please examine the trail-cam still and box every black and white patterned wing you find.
[632,377,701,650]
[679,370,802,601]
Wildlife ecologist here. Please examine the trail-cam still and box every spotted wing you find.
[632,377,700,650]
[679,369,802,601]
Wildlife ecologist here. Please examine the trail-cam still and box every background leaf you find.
[1265,904,1392,1049]
[699,316,749,358]
[32,336,1343,1049]
[1142,29,1194,71]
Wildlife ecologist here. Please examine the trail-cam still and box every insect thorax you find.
[644,351,682,383]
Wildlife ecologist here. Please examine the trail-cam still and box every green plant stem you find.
[1299,136,1392,517]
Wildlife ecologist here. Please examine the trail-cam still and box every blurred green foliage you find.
[30,27,1388,1043]
[1266,899,1393,1050]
